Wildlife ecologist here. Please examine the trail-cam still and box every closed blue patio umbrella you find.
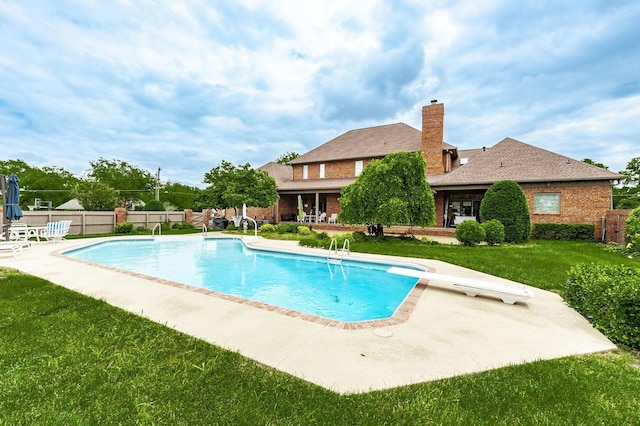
[4,174,23,241]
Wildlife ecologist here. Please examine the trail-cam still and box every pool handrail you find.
[152,223,162,237]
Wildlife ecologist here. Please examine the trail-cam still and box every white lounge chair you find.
[0,241,22,257]
[388,267,534,304]
[328,213,338,224]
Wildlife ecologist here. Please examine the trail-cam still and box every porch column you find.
[315,192,320,224]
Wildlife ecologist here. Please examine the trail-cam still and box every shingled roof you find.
[428,137,623,188]
[289,123,424,164]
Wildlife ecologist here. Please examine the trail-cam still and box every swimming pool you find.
[62,237,424,322]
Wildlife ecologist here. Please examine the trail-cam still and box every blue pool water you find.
[63,238,422,322]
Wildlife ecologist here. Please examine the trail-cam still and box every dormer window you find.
[355,160,363,176]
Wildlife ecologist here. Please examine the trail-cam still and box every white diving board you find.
[388,267,534,305]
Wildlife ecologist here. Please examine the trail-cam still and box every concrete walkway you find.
[0,236,616,394]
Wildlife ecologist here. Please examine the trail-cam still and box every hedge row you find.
[565,263,640,350]
[531,223,595,241]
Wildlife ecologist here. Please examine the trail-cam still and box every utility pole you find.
[155,167,161,201]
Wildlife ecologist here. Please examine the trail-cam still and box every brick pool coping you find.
[54,246,430,330]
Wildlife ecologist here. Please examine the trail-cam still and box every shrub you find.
[626,207,640,251]
[565,263,640,350]
[481,219,505,245]
[114,222,134,234]
[480,180,531,243]
[531,223,596,241]
[142,199,165,211]
[297,225,311,235]
[455,220,485,246]
[276,223,298,234]
[226,223,237,231]
[351,231,368,243]
[259,223,276,233]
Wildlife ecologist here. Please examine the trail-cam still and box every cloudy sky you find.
[1,1,639,187]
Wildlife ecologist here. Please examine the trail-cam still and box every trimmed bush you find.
[565,263,640,350]
[142,199,165,211]
[531,223,596,241]
[114,222,134,234]
[172,221,196,230]
[296,225,311,235]
[455,220,485,246]
[259,223,276,233]
[480,180,531,243]
[481,219,505,246]
[276,223,298,234]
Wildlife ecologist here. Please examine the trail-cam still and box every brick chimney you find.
[422,100,444,175]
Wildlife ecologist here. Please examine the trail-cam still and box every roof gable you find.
[429,137,623,186]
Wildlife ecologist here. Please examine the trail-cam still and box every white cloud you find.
[0,0,638,186]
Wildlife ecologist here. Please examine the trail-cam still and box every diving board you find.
[387,267,534,305]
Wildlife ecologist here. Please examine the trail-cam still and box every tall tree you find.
[72,181,119,211]
[200,161,279,214]
[86,158,155,204]
[0,159,78,208]
[338,151,436,229]
[617,157,640,209]
[161,181,201,210]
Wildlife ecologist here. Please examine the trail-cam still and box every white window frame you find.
[534,193,561,214]
[302,164,308,180]
[355,160,363,176]
[319,163,325,179]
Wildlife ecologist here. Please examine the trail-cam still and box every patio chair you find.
[41,220,72,243]
[5,223,31,248]
[318,212,326,222]
[297,212,306,223]
[328,213,338,224]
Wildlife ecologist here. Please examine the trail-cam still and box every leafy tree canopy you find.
[274,152,299,164]
[160,181,201,210]
[582,158,609,170]
[86,158,155,203]
[338,151,436,228]
[615,157,640,209]
[200,160,279,213]
[0,159,79,208]
[72,181,119,211]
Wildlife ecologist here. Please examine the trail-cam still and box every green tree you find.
[0,159,79,208]
[161,182,201,210]
[616,157,640,210]
[480,180,531,243]
[142,199,165,211]
[338,151,436,228]
[582,158,609,169]
[86,158,155,204]
[73,181,119,211]
[199,161,279,214]
[274,152,299,164]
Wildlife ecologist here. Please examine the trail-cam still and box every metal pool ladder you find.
[327,238,350,263]
[152,223,162,237]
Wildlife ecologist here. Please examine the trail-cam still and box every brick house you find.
[254,101,623,240]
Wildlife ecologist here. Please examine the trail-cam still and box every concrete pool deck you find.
[1,235,616,394]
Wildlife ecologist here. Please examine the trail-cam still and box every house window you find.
[303,164,308,180]
[534,193,560,214]
[319,163,325,179]
[355,160,363,176]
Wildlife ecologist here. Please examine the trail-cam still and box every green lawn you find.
[1,239,639,424]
